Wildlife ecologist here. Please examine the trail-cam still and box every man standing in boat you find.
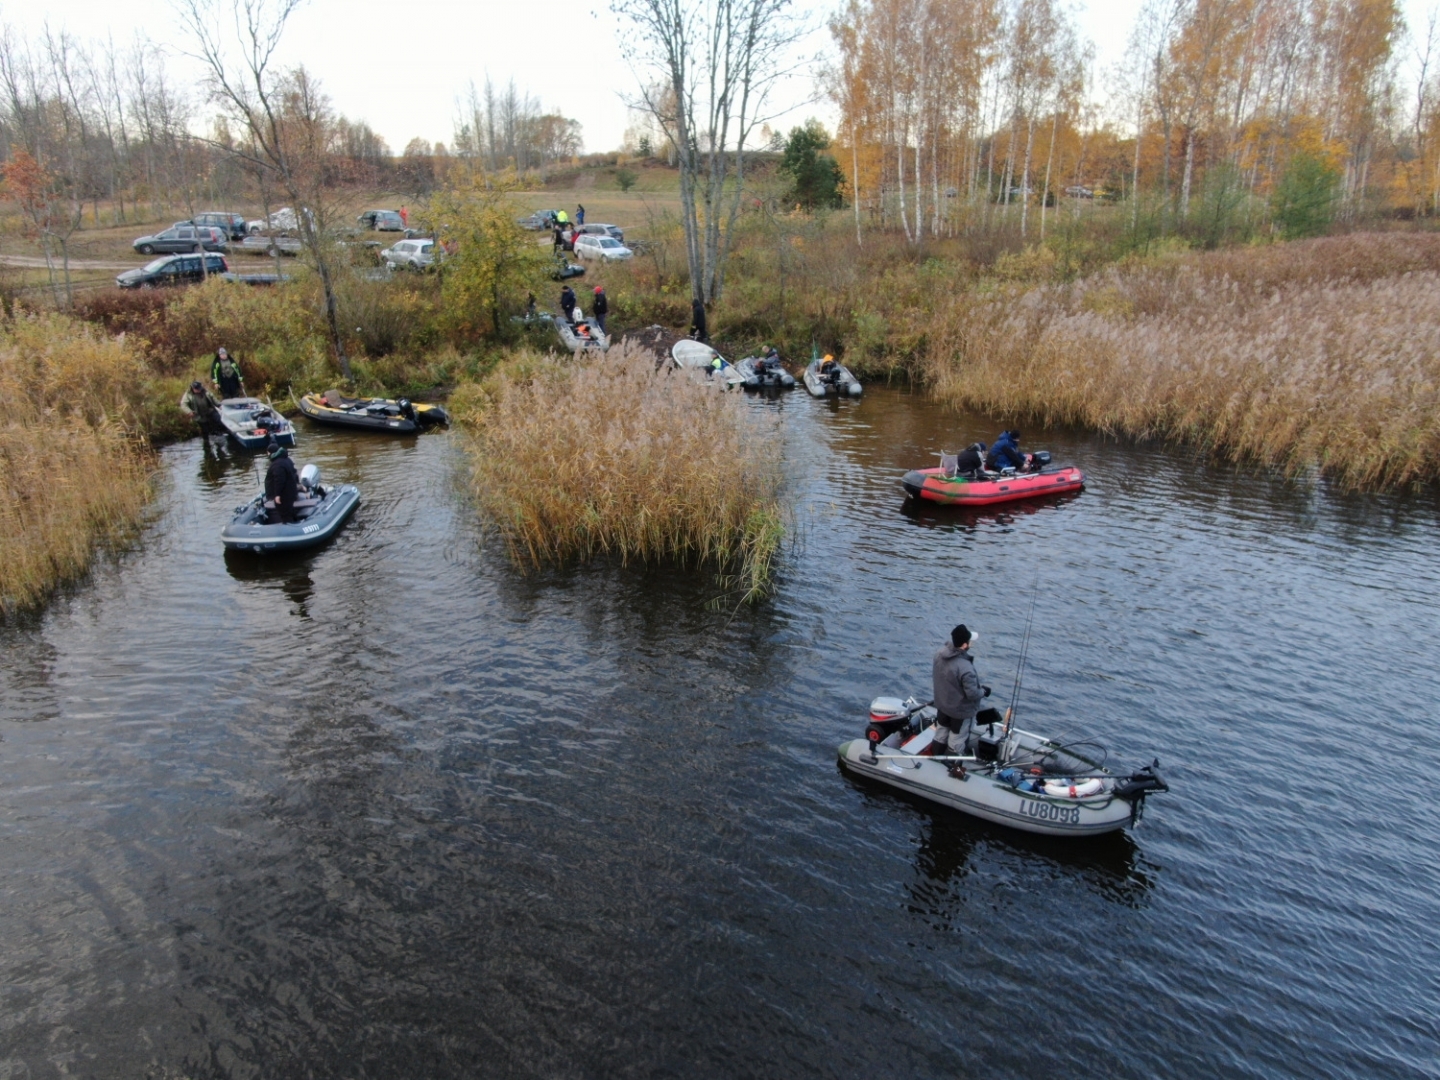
[211,348,244,399]
[264,440,300,524]
[932,624,989,770]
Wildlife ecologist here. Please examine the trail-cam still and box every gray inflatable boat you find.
[221,463,360,553]
[838,695,1167,837]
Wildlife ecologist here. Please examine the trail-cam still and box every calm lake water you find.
[2,387,1438,1078]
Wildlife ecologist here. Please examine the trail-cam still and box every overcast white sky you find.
[5,0,1430,153]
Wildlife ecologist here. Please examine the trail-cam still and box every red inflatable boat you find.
[901,461,1085,507]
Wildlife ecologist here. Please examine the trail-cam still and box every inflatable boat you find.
[296,390,449,433]
[671,340,744,387]
[555,315,608,353]
[735,354,796,390]
[902,453,1084,507]
[218,397,295,452]
[803,357,862,397]
[221,463,360,553]
[838,697,1168,837]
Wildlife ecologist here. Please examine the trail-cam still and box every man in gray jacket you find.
[932,624,989,765]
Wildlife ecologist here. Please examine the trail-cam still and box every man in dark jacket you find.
[986,429,1025,470]
[211,348,244,399]
[264,441,300,523]
[690,296,708,342]
[932,624,989,768]
[559,285,578,323]
[592,286,609,334]
[952,442,988,477]
[179,380,224,435]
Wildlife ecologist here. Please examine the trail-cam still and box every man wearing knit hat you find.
[263,439,299,524]
[932,624,989,770]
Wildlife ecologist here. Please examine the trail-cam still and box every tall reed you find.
[0,312,153,610]
[924,234,1440,491]
[460,344,784,602]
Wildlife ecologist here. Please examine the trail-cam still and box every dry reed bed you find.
[925,234,1440,490]
[458,344,784,602]
[0,313,153,610]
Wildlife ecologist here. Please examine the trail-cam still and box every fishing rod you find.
[1003,574,1041,740]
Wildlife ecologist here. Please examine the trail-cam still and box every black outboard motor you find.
[1114,760,1169,823]
[399,398,417,423]
[1029,450,1052,471]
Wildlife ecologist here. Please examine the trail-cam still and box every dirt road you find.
[0,254,136,272]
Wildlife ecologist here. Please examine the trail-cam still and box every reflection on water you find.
[897,487,1085,529]
[1,394,1439,1079]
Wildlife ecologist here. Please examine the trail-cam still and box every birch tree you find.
[177,0,351,379]
[615,0,806,305]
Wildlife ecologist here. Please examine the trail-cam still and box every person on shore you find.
[400,205,409,227]
[559,285,578,323]
[576,204,585,225]
[264,440,299,524]
[556,209,569,226]
[986,429,1026,471]
[179,380,224,436]
[526,292,538,319]
[211,348,244,399]
[690,297,708,343]
[592,286,608,334]
[553,224,565,255]
[931,624,989,773]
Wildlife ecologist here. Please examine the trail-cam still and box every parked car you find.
[1064,185,1094,199]
[189,211,248,239]
[576,223,625,243]
[380,238,437,271]
[133,225,228,255]
[247,207,311,234]
[573,234,634,262]
[357,209,404,231]
[519,209,561,230]
[116,253,229,288]
[239,233,304,256]
[220,271,291,286]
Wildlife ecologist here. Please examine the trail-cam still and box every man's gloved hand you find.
[982,685,992,697]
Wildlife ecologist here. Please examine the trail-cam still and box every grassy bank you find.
[0,313,153,611]
[921,233,1440,490]
[454,345,784,603]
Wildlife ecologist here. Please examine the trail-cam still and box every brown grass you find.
[923,233,1440,491]
[0,312,153,610]
[457,343,784,602]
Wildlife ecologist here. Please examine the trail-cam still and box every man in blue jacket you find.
[986,429,1026,470]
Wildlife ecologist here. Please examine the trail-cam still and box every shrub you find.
[459,344,784,601]
[923,232,1440,491]
[0,312,152,610]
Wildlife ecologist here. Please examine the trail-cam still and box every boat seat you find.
[322,389,369,409]
[940,452,959,479]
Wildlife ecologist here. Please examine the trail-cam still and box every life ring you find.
[1042,777,1103,799]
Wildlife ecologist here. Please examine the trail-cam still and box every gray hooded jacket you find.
[933,643,983,722]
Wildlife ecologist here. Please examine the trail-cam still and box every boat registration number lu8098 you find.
[1018,799,1081,825]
